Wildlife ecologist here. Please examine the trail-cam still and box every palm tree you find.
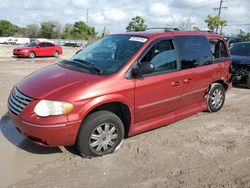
[219,20,227,35]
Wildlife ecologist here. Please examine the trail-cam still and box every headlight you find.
[34,100,73,117]
[20,49,27,52]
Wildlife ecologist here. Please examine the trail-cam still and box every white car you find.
[12,38,30,45]
[0,37,8,44]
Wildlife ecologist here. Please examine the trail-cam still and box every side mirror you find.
[131,62,155,78]
[36,45,40,48]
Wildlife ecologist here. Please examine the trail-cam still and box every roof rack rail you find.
[146,27,180,32]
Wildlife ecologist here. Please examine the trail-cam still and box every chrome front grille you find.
[8,87,33,115]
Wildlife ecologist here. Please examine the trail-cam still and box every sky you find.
[0,0,250,35]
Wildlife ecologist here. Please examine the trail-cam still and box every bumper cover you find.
[8,111,81,147]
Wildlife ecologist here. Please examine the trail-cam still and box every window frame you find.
[208,38,230,63]
[128,37,181,78]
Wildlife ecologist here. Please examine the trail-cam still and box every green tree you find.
[219,19,227,35]
[192,26,200,31]
[0,20,20,36]
[40,21,57,38]
[25,24,39,38]
[61,24,74,39]
[204,15,227,34]
[126,16,147,32]
[205,15,220,31]
[70,21,95,39]
[239,32,250,41]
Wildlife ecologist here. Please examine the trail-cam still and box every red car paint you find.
[13,41,63,58]
[8,31,232,147]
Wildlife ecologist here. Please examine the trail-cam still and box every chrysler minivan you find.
[8,29,232,157]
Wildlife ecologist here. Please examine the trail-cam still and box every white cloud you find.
[103,8,127,21]
[71,0,89,9]
[64,9,75,16]
[149,2,169,16]
[90,12,106,24]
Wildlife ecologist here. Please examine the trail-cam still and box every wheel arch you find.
[210,79,229,91]
[78,95,133,138]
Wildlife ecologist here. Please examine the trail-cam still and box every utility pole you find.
[213,0,227,33]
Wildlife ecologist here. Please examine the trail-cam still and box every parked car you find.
[230,41,250,88]
[4,37,15,44]
[8,30,232,157]
[13,41,63,58]
[225,36,241,47]
[11,38,30,45]
[0,37,8,44]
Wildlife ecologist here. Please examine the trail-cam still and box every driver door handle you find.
[171,81,182,87]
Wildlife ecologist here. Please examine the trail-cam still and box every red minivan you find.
[13,41,63,58]
[8,30,232,157]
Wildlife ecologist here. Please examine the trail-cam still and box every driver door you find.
[134,39,182,125]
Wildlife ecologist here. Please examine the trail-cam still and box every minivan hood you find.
[17,64,103,101]
[232,55,250,65]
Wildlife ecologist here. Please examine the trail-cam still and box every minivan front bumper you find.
[8,111,81,147]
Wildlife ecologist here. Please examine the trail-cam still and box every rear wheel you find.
[207,83,225,112]
[76,111,125,157]
[29,51,35,59]
[53,51,59,58]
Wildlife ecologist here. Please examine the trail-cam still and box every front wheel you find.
[76,111,125,157]
[207,83,225,112]
[53,51,59,58]
[29,51,35,59]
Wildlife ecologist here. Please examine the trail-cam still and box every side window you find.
[46,43,55,47]
[140,40,177,74]
[39,43,46,47]
[209,39,229,59]
[175,36,213,69]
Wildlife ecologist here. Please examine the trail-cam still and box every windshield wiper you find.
[72,59,103,75]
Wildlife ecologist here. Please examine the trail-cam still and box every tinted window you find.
[230,43,250,56]
[46,43,55,47]
[39,43,46,47]
[140,40,177,74]
[175,36,213,69]
[209,39,229,59]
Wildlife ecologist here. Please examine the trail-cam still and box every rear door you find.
[45,42,56,56]
[174,36,214,118]
[134,38,182,125]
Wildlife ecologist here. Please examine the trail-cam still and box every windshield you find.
[62,35,147,75]
[26,41,37,47]
[230,43,250,56]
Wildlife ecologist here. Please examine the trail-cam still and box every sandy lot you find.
[0,44,250,188]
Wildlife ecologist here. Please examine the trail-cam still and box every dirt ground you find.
[0,44,250,188]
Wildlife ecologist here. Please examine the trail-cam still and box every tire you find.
[29,51,35,59]
[76,110,125,158]
[247,73,250,89]
[53,51,59,58]
[207,83,225,112]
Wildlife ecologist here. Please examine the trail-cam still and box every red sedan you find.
[13,41,63,58]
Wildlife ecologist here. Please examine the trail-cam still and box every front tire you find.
[53,51,59,58]
[207,83,225,112]
[76,111,125,157]
[29,51,35,59]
